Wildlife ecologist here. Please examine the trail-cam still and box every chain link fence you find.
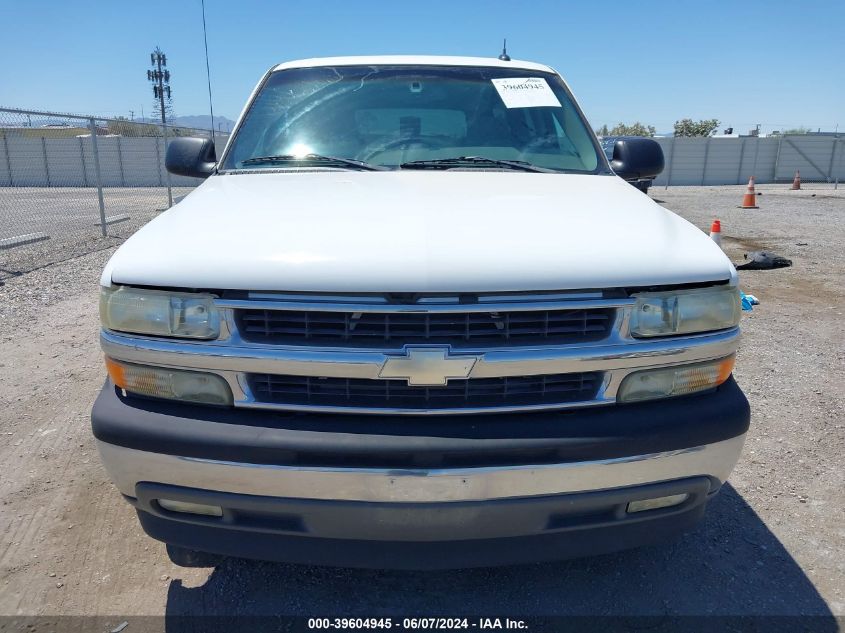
[3,105,843,281]
[0,107,228,279]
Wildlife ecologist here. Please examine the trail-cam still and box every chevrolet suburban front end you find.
[91,56,749,569]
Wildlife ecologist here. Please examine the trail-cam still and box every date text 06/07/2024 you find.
[306,618,529,630]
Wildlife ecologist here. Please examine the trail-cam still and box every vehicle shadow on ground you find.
[163,484,835,625]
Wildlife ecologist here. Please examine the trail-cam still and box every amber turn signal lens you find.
[105,356,127,389]
[715,355,736,384]
[617,355,736,403]
[104,357,233,406]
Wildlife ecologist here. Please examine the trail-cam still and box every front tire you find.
[633,180,651,194]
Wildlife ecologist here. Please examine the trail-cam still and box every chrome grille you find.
[236,308,614,346]
[248,372,602,411]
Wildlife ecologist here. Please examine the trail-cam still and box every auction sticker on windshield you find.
[491,77,562,109]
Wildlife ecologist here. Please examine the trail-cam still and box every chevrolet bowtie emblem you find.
[378,346,480,387]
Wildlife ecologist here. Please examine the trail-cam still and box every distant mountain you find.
[171,115,237,132]
[134,114,236,132]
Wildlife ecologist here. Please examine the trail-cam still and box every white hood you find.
[102,171,735,293]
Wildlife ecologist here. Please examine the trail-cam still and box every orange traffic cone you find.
[791,170,801,190]
[709,219,722,247]
[740,176,759,209]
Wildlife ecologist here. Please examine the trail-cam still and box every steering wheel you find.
[361,136,448,161]
[520,135,578,160]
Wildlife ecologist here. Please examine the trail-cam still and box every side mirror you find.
[610,137,664,181]
[165,137,216,178]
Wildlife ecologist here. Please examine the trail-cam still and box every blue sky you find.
[1,0,842,134]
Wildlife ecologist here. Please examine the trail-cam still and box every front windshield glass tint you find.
[222,65,602,172]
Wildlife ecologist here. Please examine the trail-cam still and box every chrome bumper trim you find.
[100,328,740,380]
[101,326,740,414]
[97,435,746,504]
[215,295,633,313]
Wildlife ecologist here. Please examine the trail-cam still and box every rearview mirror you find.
[609,137,664,181]
[165,137,216,178]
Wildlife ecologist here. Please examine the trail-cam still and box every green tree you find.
[608,122,656,137]
[781,127,812,135]
[595,124,610,136]
[674,118,720,137]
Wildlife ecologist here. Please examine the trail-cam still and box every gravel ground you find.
[0,184,842,622]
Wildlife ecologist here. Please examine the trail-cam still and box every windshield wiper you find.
[240,154,387,171]
[400,156,553,173]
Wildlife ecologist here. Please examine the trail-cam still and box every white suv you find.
[92,56,748,569]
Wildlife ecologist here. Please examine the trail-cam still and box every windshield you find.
[221,65,604,173]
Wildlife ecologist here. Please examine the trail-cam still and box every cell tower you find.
[147,47,173,125]
[146,47,173,207]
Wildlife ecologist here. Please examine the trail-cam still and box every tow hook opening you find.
[626,493,689,514]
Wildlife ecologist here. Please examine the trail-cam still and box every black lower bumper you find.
[134,477,713,569]
[92,377,749,469]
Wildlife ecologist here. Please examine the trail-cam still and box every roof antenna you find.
[498,39,511,62]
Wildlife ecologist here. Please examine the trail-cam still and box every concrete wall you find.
[0,136,204,187]
[1,133,843,188]
[652,135,844,186]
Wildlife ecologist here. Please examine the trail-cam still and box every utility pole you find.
[147,47,173,207]
[129,110,134,121]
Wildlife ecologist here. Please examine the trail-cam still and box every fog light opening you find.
[626,493,689,514]
[158,499,223,517]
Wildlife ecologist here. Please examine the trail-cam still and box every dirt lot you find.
[0,184,843,624]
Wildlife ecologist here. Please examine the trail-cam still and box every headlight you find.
[100,286,219,339]
[630,286,740,338]
[617,355,735,403]
[105,358,233,405]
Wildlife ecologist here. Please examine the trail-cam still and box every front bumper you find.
[133,477,715,569]
[92,378,749,568]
